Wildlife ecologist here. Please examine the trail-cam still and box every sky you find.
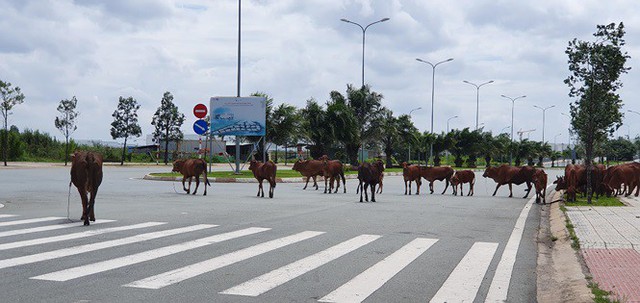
[1,0,640,147]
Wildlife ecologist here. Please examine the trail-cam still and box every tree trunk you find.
[2,112,7,166]
[163,128,170,164]
[121,136,128,166]
[284,145,288,166]
[64,136,69,166]
[586,141,594,204]
[484,155,492,167]
[434,154,441,167]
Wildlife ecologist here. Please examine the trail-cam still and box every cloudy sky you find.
[2,0,639,146]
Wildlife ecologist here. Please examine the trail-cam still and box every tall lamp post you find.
[416,57,454,166]
[561,112,576,164]
[341,17,389,163]
[501,94,526,165]
[463,80,494,130]
[553,133,562,151]
[446,115,458,133]
[407,107,422,162]
[533,105,555,143]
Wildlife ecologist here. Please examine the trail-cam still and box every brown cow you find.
[172,158,210,195]
[292,159,324,190]
[419,166,454,194]
[357,161,384,202]
[376,173,384,194]
[450,170,475,196]
[482,164,535,198]
[603,163,638,197]
[532,169,548,204]
[249,160,277,198]
[70,151,103,226]
[402,162,422,195]
[321,156,346,194]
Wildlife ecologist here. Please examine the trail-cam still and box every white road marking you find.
[0,219,115,239]
[0,224,214,270]
[220,234,381,297]
[0,221,162,251]
[124,231,325,290]
[319,238,438,303]
[485,185,552,302]
[32,227,269,281]
[430,242,499,303]
[0,217,65,227]
[0,214,18,218]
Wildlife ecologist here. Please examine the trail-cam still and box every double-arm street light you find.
[340,17,390,88]
[463,80,494,130]
[416,57,454,165]
[533,105,555,143]
[341,17,389,163]
[501,94,526,165]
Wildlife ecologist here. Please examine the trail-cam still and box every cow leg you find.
[84,187,99,226]
[429,181,434,194]
[324,176,329,194]
[77,187,89,221]
[342,173,346,193]
[441,179,450,195]
[181,177,189,194]
[508,183,514,198]
[492,184,501,196]
[371,184,376,202]
[334,176,339,193]
[257,180,262,197]
[416,180,421,195]
[314,176,319,190]
[469,180,474,196]
[192,175,200,195]
[269,178,275,198]
[523,182,532,199]
[359,181,364,202]
[202,171,208,196]
[405,180,409,195]
[303,176,310,190]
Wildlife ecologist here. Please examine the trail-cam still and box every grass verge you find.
[564,195,625,207]
[588,281,620,303]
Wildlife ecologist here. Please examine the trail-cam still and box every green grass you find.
[564,195,625,207]
[588,282,620,303]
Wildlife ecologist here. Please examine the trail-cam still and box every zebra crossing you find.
[0,215,508,302]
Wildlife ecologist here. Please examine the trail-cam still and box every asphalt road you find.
[0,165,541,303]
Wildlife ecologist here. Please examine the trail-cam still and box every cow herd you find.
[71,149,638,227]
[553,162,640,202]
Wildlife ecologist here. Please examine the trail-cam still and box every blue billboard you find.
[209,97,266,136]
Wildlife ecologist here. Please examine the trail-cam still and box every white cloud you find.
[1,0,639,145]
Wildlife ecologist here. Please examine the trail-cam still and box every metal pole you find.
[501,95,526,165]
[463,80,493,130]
[235,0,241,173]
[534,105,555,143]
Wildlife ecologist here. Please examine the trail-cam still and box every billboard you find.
[209,96,266,136]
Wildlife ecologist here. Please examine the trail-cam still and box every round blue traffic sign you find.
[193,119,208,135]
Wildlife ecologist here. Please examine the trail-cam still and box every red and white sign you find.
[193,103,208,119]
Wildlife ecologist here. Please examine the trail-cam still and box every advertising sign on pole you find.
[209,96,266,136]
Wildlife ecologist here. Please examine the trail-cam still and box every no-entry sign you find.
[193,103,208,119]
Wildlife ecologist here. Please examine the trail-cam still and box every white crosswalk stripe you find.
[0,224,215,270]
[220,234,381,297]
[124,231,325,290]
[0,217,65,227]
[0,219,115,238]
[0,217,514,302]
[31,227,270,281]
[0,221,157,250]
[430,242,499,303]
[319,238,438,303]
[0,214,19,219]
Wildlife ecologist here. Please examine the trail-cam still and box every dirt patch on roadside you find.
[537,191,592,302]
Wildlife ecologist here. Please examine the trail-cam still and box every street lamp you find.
[446,115,458,133]
[533,105,555,143]
[553,133,562,151]
[501,94,526,165]
[341,17,390,163]
[500,125,511,134]
[407,107,422,162]
[416,57,454,165]
[463,80,494,130]
[340,17,390,88]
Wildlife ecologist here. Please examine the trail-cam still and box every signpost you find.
[193,104,209,160]
[193,103,208,119]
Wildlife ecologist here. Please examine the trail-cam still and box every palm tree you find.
[300,99,332,159]
[326,94,359,162]
[537,142,553,167]
[270,103,300,164]
[372,108,400,168]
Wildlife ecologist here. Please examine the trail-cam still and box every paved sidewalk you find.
[565,196,640,302]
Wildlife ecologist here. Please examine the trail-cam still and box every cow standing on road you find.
[402,162,422,195]
[482,164,535,198]
[420,166,454,194]
[532,169,548,204]
[172,158,210,195]
[320,155,346,194]
[70,151,103,226]
[292,159,324,190]
[249,160,277,198]
[357,161,384,202]
[450,170,475,196]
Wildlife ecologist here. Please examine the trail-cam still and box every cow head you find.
[292,159,304,171]
[172,159,185,172]
[249,159,258,171]
[553,176,566,191]
[482,166,497,178]
[450,175,460,186]
[402,162,408,168]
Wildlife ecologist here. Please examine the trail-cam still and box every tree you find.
[342,85,383,164]
[300,99,331,159]
[0,80,25,166]
[111,96,142,165]
[54,96,79,166]
[269,103,301,164]
[325,93,358,162]
[151,92,185,164]
[565,22,630,203]
[245,92,273,162]
[372,108,398,168]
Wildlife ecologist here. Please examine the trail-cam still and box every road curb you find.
[143,172,403,183]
